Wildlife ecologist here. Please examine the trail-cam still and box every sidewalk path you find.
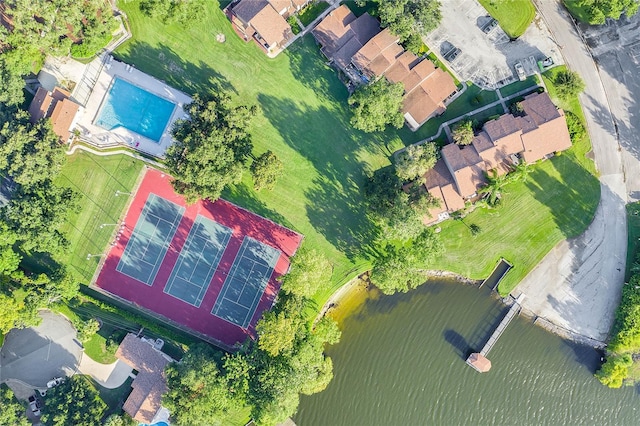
[77,355,132,389]
[516,0,627,343]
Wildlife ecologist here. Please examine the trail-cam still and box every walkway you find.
[77,355,132,389]
[66,141,164,168]
[402,83,542,152]
[516,0,627,343]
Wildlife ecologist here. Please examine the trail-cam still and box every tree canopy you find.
[579,0,639,24]
[0,385,29,426]
[348,79,405,133]
[164,345,244,425]
[376,0,442,42]
[554,70,586,100]
[166,92,257,202]
[370,229,443,294]
[280,248,331,298]
[0,0,116,104]
[394,143,437,181]
[364,167,438,240]
[452,119,474,145]
[250,151,284,191]
[164,293,340,426]
[42,376,106,426]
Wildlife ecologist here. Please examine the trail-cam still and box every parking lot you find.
[424,0,563,88]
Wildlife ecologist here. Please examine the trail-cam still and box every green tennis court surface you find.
[116,193,184,285]
[212,237,281,328]
[163,215,232,306]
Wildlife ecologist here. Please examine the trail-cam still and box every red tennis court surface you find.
[94,168,303,348]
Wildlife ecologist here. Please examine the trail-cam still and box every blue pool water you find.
[95,78,176,142]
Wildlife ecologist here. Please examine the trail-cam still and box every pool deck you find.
[74,56,192,158]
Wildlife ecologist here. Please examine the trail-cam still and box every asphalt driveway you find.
[0,311,82,388]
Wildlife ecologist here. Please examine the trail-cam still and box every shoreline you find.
[317,270,481,322]
[318,269,607,349]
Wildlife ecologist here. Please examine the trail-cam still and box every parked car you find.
[28,395,41,416]
[482,18,498,33]
[47,377,64,388]
[514,63,526,81]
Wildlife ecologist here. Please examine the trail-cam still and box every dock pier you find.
[466,293,525,372]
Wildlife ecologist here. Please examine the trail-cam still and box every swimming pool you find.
[95,77,176,142]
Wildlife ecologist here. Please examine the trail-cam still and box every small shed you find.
[466,352,492,373]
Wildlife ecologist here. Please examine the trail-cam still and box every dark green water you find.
[295,280,639,425]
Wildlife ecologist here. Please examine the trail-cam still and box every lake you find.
[296,279,639,425]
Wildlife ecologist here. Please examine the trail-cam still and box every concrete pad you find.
[78,356,132,389]
[73,55,192,158]
[424,0,563,89]
[0,311,82,388]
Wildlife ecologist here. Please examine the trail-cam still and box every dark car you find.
[482,18,498,34]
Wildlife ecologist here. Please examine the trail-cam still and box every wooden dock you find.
[466,294,525,372]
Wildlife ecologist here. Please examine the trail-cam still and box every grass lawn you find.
[115,0,405,305]
[298,1,330,26]
[428,65,600,295]
[92,376,134,418]
[394,82,500,144]
[83,332,117,364]
[498,75,539,97]
[478,0,536,38]
[54,152,144,283]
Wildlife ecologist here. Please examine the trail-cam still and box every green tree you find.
[103,413,136,426]
[250,151,284,191]
[0,112,66,186]
[577,0,639,24]
[77,318,100,343]
[166,92,257,202]
[565,111,586,143]
[348,79,405,133]
[163,345,244,426]
[376,0,442,42]
[394,143,437,181]
[0,385,29,426]
[370,229,442,294]
[256,296,305,357]
[364,168,439,240]
[595,354,633,388]
[280,248,331,298]
[452,119,474,145]
[2,179,78,254]
[41,376,106,426]
[554,70,586,100]
[478,163,529,206]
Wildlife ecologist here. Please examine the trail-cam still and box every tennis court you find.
[116,193,184,285]
[163,215,232,307]
[212,237,281,328]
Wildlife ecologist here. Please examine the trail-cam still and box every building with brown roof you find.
[311,5,380,70]
[28,86,80,142]
[227,0,302,56]
[116,333,175,424]
[416,92,572,225]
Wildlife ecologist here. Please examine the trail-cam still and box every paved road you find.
[516,0,627,343]
[0,311,83,388]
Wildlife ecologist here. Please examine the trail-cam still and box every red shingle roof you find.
[116,334,172,424]
[28,86,80,142]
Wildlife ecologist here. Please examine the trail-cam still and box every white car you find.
[47,377,64,388]
[28,395,41,416]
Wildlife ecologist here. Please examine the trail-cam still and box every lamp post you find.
[86,253,105,260]
[99,222,119,229]
[115,190,132,197]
